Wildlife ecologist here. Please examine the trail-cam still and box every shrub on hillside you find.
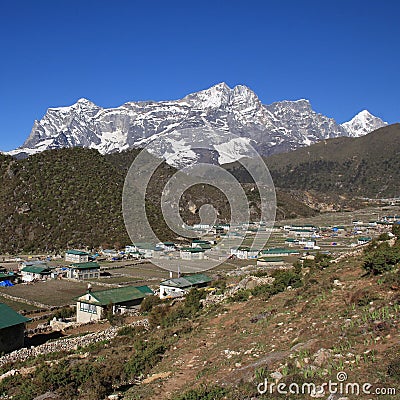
[148,288,205,328]
[378,232,391,241]
[251,268,303,299]
[124,339,166,379]
[388,358,400,381]
[140,295,163,313]
[226,289,251,303]
[392,223,400,238]
[349,288,379,306]
[173,385,228,400]
[363,241,400,275]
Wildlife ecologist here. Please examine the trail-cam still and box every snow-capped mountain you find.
[341,110,387,137]
[8,83,387,166]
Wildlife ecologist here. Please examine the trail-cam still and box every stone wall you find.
[0,319,149,368]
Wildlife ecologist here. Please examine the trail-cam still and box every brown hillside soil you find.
[131,258,400,399]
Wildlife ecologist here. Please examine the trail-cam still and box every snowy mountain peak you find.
[358,109,373,118]
[76,98,98,106]
[48,97,101,113]
[341,110,387,137]
[183,82,232,109]
[212,82,231,91]
[8,84,389,166]
[231,84,259,102]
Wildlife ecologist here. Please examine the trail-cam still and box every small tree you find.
[140,295,163,313]
[184,288,205,316]
[378,232,390,241]
[104,303,123,326]
[363,241,400,275]
[392,223,400,238]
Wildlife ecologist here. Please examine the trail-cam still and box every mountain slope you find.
[2,240,400,400]
[265,123,400,197]
[8,84,386,166]
[0,148,316,253]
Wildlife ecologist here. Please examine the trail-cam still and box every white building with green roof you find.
[230,246,260,260]
[134,243,157,258]
[259,248,300,257]
[76,285,153,323]
[65,249,89,263]
[180,247,205,260]
[159,273,212,299]
[67,262,100,280]
[21,264,52,282]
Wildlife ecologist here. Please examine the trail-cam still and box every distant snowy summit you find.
[8,83,387,166]
[341,109,387,137]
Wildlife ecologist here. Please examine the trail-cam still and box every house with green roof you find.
[76,285,153,323]
[180,247,205,260]
[284,238,300,247]
[159,273,212,299]
[21,264,52,282]
[259,248,300,257]
[67,262,100,280]
[0,303,31,353]
[65,249,89,263]
[357,236,372,245]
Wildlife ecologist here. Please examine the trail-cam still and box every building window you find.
[80,303,97,314]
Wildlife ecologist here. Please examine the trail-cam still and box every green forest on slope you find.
[266,124,400,197]
[0,147,315,254]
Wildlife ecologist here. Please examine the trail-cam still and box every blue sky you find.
[0,0,399,151]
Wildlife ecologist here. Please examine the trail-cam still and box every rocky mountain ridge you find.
[8,83,387,167]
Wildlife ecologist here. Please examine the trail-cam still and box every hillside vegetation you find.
[266,124,400,197]
[0,148,315,253]
[4,121,398,254]
[1,232,400,399]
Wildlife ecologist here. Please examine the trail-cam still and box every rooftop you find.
[70,262,100,270]
[0,272,13,279]
[79,285,153,306]
[21,265,51,274]
[21,260,47,266]
[0,303,31,329]
[260,248,300,254]
[66,250,89,256]
[181,247,205,253]
[160,273,212,288]
[257,257,285,262]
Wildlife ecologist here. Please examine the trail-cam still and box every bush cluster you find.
[148,288,205,328]
[363,240,400,275]
[173,385,228,400]
[251,268,303,299]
